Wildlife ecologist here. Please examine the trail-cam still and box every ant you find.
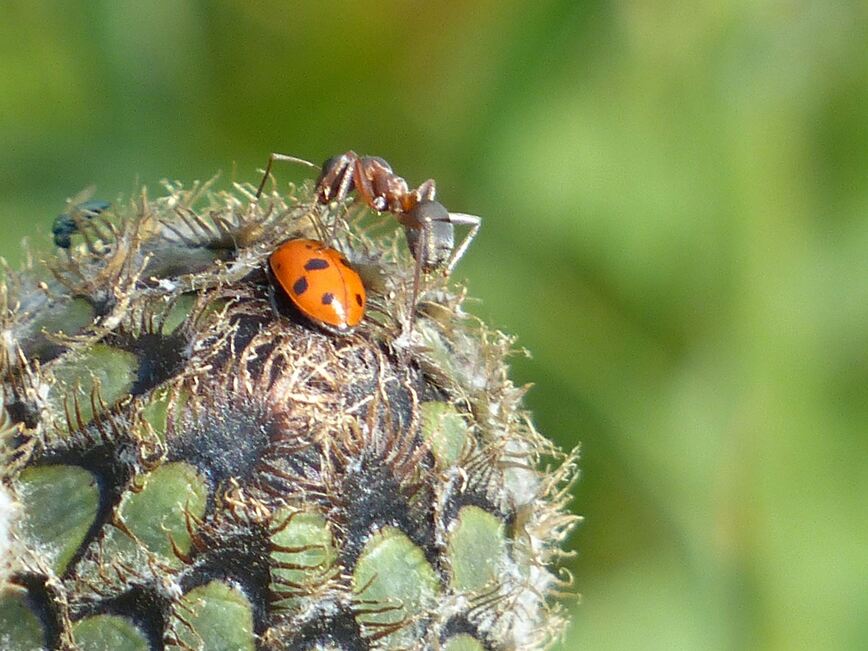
[255,151,481,320]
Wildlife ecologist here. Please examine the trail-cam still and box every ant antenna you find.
[256,153,320,198]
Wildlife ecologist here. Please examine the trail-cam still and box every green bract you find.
[0,179,579,650]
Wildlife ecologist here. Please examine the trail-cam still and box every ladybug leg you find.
[443,212,481,275]
[255,152,319,198]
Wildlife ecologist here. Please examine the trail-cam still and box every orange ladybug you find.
[268,239,366,334]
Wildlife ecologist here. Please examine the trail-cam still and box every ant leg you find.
[255,153,319,198]
[329,199,361,243]
[318,151,358,203]
[353,157,389,212]
[305,209,328,242]
[407,222,430,331]
[400,178,437,214]
[417,179,437,202]
[326,158,369,242]
[444,212,481,275]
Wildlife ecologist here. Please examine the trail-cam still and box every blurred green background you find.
[2,1,866,649]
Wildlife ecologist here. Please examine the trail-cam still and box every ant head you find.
[317,155,343,180]
[360,155,392,172]
[406,200,454,271]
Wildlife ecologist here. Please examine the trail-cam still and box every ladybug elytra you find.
[268,239,366,334]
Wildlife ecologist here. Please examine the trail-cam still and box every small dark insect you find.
[52,200,111,249]
[256,152,481,315]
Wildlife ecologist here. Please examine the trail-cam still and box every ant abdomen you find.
[405,200,454,271]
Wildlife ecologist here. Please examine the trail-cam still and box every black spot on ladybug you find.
[355,293,363,306]
[322,293,334,305]
[304,258,330,271]
[293,276,308,296]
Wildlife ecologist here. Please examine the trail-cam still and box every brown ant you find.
[256,151,481,320]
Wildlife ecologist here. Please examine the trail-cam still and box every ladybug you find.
[268,239,366,334]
